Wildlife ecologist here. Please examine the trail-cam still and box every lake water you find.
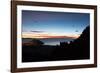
[22,38,75,45]
[39,38,74,45]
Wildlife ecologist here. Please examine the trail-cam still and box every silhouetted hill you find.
[23,39,44,46]
[72,26,90,59]
[31,39,44,45]
[74,26,89,43]
[52,26,90,60]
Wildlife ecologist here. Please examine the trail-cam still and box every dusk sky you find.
[22,10,90,39]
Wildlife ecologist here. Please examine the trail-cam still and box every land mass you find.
[22,26,90,62]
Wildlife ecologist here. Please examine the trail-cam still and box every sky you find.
[22,10,90,39]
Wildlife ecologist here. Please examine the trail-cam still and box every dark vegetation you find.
[22,26,90,62]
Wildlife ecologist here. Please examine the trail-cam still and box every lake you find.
[22,38,75,45]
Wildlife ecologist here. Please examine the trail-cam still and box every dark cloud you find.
[75,30,78,32]
[31,30,44,33]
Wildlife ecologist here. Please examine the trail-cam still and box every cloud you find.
[30,30,44,33]
[75,30,78,32]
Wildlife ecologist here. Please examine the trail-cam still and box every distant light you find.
[68,41,70,44]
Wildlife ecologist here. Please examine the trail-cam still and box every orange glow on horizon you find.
[22,32,80,39]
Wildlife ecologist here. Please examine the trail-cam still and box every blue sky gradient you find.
[22,10,90,37]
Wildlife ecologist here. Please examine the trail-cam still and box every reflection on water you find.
[22,38,75,45]
[40,38,74,45]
